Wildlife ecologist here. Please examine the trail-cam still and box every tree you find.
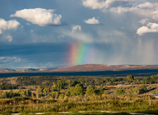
[78,78,84,84]
[66,80,71,88]
[94,88,104,96]
[19,90,25,97]
[3,92,8,98]
[51,84,57,91]
[72,84,84,96]
[96,79,101,86]
[152,88,158,94]
[31,93,34,98]
[43,87,49,97]
[57,80,65,91]
[25,89,30,96]
[133,87,140,95]
[36,87,42,99]
[114,89,125,95]
[65,90,71,97]
[105,77,111,82]
[86,86,94,96]
[126,75,134,81]
[140,86,147,93]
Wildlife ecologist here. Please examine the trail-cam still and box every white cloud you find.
[84,17,100,24]
[82,0,134,10]
[109,2,158,20]
[0,18,20,34]
[139,19,148,25]
[82,0,114,9]
[83,0,158,21]
[6,35,12,42]
[10,8,62,26]
[71,25,82,32]
[137,23,158,35]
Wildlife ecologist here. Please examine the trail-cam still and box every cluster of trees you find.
[0,85,19,90]
[35,80,105,99]
[13,74,158,87]
[0,89,32,98]
[142,75,158,84]
[115,85,149,96]
[0,82,155,100]
[1,74,158,99]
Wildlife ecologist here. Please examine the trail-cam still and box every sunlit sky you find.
[0,0,158,69]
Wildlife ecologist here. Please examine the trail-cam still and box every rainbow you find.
[68,43,94,65]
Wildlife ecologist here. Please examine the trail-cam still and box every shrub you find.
[115,89,125,95]
[86,86,94,96]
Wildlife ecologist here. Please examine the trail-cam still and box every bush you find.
[140,86,147,93]
[94,88,104,96]
[86,86,94,96]
[115,89,125,95]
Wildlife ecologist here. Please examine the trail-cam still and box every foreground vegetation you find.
[0,74,158,114]
[0,95,158,115]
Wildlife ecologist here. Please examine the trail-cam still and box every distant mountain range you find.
[1,64,158,73]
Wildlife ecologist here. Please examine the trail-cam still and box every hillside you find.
[52,64,158,72]
[1,64,158,73]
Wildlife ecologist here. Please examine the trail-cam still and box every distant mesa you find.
[52,64,158,72]
[1,64,158,73]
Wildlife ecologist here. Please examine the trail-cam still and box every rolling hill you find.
[1,64,158,73]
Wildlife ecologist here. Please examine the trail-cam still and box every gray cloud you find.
[71,25,82,32]
[0,56,21,64]
[139,19,149,25]
[6,35,12,42]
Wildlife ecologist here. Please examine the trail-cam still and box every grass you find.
[0,98,158,114]
[0,94,158,114]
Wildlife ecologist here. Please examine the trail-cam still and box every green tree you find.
[114,89,125,95]
[31,93,34,98]
[73,84,84,96]
[78,78,84,84]
[152,88,158,94]
[66,80,71,88]
[43,87,49,97]
[25,89,30,97]
[57,80,65,91]
[140,86,147,93]
[65,90,71,97]
[126,75,134,81]
[86,86,94,96]
[36,87,42,99]
[94,88,104,96]
[133,87,140,95]
[3,92,8,98]
[105,77,111,82]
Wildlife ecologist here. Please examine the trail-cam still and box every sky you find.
[0,0,158,69]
